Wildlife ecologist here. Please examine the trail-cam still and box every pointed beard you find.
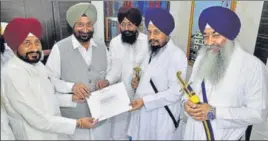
[195,40,234,84]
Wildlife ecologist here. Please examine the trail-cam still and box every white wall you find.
[170,1,192,54]
[92,1,264,55]
[235,1,264,54]
[91,1,105,43]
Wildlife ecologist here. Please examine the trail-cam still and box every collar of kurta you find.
[136,32,146,41]
[71,34,97,50]
[10,56,44,78]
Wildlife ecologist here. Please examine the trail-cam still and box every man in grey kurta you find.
[46,3,111,140]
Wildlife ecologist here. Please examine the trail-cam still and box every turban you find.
[66,3,97,28]
[145,8,175,36]
[198,6,241,40]
[3,18,42,51]
[117,7,142,27]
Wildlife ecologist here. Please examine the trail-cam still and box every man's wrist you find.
[207,105,216,120]
[105,79,110,86]
[76,119,80,127]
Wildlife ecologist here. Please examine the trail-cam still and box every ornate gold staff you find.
[133,66,141,82]
[133,66,141,92]
[176,71,214,141]
[176,71,200,104]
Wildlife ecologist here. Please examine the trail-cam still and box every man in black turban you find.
[117,7,142,44]
[96,6,149,140]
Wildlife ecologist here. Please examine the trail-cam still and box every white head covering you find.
[205,23,212,29]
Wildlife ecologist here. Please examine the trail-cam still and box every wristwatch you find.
[207,105,216,120]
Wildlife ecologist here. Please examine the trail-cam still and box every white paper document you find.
[86,82,132,121]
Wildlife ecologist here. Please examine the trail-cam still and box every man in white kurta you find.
[96,7,148,140]
[251,120,268,140]
[183,6,268,140]
[0,22,15,140]
[127,8,187,140]
[1,17,97,140]
[251,61,268,140]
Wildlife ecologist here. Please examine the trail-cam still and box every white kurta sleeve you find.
[216,63,268,128]
[106,47,111,72]
[45,44,75,93]
[3,70,77,135]
[105,40,122,84]
[55,93,77,108]
[143,52,188,111]
[1,106,15,140]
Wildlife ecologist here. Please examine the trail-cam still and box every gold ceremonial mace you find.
[133,67,141,92]
[176,71,214,141]
[133,66,141,82]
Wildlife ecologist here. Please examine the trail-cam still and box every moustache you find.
[204,44,222,49]
[75,30,94,42]
[78,31,93,36]
[149,39,160,44]
[26,51,41,56]
[122,30,135,36]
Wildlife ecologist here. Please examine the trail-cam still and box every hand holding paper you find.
[129,98,144,112]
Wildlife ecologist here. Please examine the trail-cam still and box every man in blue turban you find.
[183,6,268,140]
[127,8,187,140]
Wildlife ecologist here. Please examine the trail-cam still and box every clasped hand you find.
[184,100,212,121]
[131,77,139,89]
[77,117,98,129]
[72,83,90,103]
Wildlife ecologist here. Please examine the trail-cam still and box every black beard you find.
[74,31,94,43]
[121,30,138,45]
[150,45,161,54]
[149,39,167,55]
[17,51,42,64]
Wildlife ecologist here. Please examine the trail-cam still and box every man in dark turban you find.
[183,6,268,140]
[1,17,97,140]
[46,2,111,140]
[96,6,149,140]
[4,18,43,64]
[128,8,187,140]
[117,6,142,44]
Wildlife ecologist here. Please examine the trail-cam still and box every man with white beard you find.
[182,6,268,140]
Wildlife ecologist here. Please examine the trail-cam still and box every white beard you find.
[195,40,235,85]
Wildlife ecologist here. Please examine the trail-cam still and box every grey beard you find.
[195,40,235,85]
